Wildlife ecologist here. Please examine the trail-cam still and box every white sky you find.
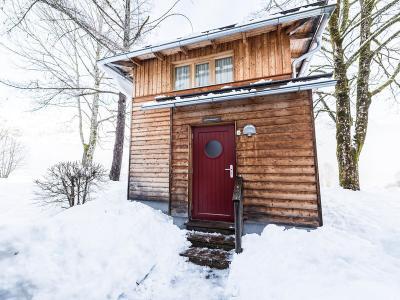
[0,0,399,188]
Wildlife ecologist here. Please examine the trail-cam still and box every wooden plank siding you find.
[169,91,321,227]
[128,27,322,227]
[132,30,292,98]
[128,104,171,202]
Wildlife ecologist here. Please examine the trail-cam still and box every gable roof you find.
[98,1,336,96]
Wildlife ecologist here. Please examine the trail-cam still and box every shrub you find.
[35,161,107,208]
[0,129,24,178]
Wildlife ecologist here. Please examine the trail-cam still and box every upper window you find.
[175,65,191,90]
[173,54,233,90]
[215,57,233,84]
[195,63,210,87]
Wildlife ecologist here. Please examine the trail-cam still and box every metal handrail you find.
[232,176,244,253]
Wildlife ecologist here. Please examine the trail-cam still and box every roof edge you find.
[98,2,336,66]
[141,74,336,110]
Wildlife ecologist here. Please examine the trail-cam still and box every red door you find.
[192,124,235,222]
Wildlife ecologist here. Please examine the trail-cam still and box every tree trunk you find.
[353,0,374,169]
[82,46,101,167]
[108,0,131,181]
[329,1,360,190]
[109,92,126,181]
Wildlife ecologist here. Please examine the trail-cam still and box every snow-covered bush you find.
[35,161,107,208]
[0,128,24,178]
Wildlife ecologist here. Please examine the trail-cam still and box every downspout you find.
[291,13,330,78]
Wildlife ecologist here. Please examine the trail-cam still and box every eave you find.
[141,74,337,110]
[97,1,336,96]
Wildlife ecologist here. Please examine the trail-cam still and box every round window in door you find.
[204,140,223,158]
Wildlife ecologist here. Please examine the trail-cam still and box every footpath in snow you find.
[0,178,399,300]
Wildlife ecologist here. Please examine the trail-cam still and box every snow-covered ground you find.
[1,90,400,300]
[1,176,399,300]
[0,180,228,300]
[1,1,400,297]
[228,187,400,300]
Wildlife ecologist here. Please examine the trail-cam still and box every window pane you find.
[195,63,209,87]
[215,57,233,84]
[204,140,223,158]
[175,65,190,90]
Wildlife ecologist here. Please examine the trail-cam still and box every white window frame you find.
[172,51,234,91]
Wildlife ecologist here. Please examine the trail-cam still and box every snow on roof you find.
[98,1,336,66]
[141,74,336,110]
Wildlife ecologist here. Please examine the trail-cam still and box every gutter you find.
[98,3,336,66]
[141,78,337,110]
[97,2,336,97]
[292,11,331,78]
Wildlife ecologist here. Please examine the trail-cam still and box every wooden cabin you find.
[99,2,336,234]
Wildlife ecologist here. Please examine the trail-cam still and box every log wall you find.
[128,104,171,202]
[128,27,323,227]
[170,91,322,227]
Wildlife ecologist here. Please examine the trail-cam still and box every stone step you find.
[185,220,235,235]
[180,247,232,269]
[187,232,235,251]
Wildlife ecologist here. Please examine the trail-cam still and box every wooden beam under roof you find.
[210,39,218,50]
[242,32,248,44]
[180,46,189,55]
[129,57,142,67]
[289,32,314,40]
[112,60,135,68]
[286,18,312,36]
[153,51,165,61]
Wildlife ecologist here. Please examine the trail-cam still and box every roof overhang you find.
[97,1,336,96]
[141,74,337,110]
[99,2,335,65]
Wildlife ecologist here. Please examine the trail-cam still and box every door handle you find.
[224,164,234,178]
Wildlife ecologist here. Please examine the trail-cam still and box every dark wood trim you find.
[188,124,193,219]
[168,107,173,215]
[308,90,323,226]
[127,100,134,200]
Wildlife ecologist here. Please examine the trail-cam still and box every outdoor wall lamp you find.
[243,124,256,136]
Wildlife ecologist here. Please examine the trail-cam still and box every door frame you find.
[188,121,237,221]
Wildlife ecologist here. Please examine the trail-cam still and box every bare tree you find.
[0,128,24,178]
[1,4,120,166]
[255,0,400,190]
[4,0,189,181]
[35,161,107,208]
[3,0,190,181]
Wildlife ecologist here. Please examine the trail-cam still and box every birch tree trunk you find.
[109,92,126,181]
[82,41,102,166]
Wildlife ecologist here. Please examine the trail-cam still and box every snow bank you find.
[0,182,226,300]
[226,187,400,300]
[2,179,400,299]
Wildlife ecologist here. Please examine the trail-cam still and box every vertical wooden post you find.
[232,176,243,253]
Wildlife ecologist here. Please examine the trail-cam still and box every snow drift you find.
[1,180,399,300]
[0,182,226,300]
[226,188,400,300]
